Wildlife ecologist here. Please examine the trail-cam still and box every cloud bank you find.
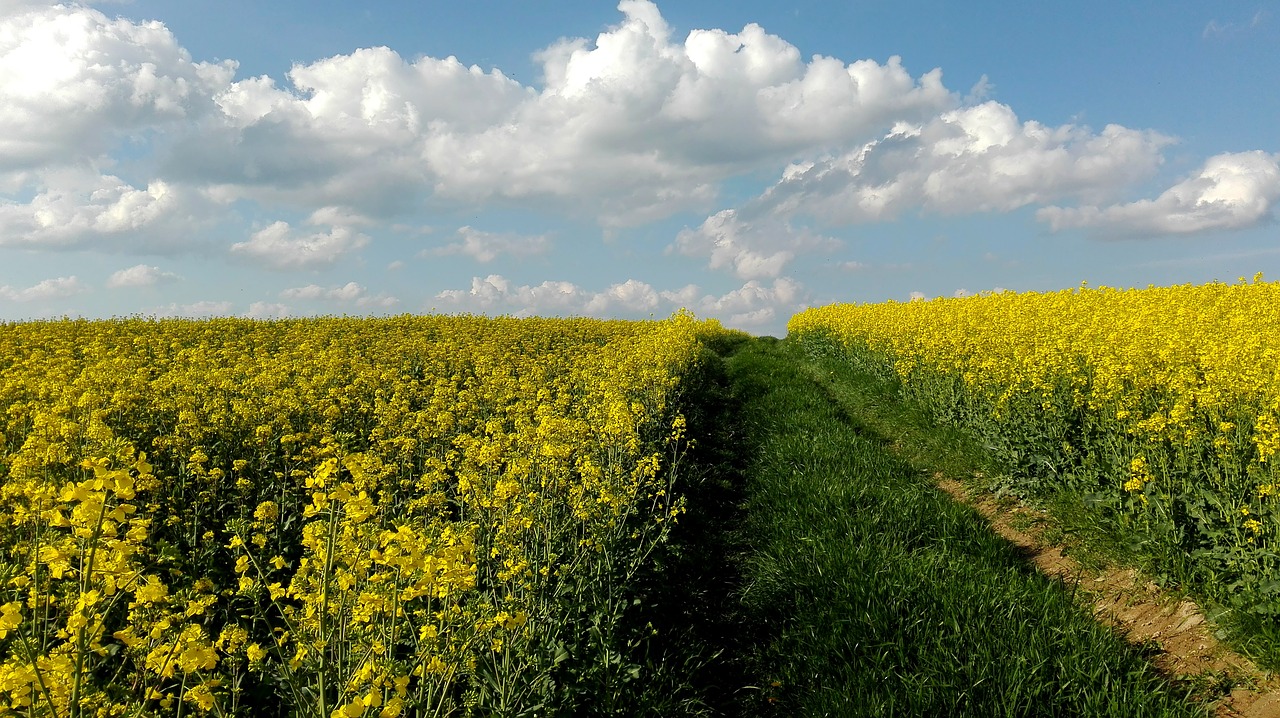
[435,273,804,328]
[1038,151,1280,236]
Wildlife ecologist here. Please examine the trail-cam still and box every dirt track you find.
[935,477,1280,718]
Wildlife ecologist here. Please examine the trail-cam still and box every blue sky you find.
[1,0,1277,333]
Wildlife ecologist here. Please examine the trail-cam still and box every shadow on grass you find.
[614,334,759,715]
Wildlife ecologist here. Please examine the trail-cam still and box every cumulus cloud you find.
[0,169,209,250]
[161,50,527,217]
[672,100,1181,276]
[743,102,1172,225]
[244,301,290,319]
[153,1,951,225]
[436,274,696,316]
[106,263,180,288]
[672,208,838,278]
[416,2,948,223]
[280,282,397,308]
[230,221,370,269]
[694,277,804,326]
[306,206,376,227]
[1037,151,1280,236]
[150,300,233,317]
[435,273,805,328]
[435,275,584,314]
[425,226,552,263]
[0,275,86,302]
[0,0,1204,249]
[584,278,661,313]
[0,4,234,170]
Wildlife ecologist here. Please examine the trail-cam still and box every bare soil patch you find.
[935,477,1280,718]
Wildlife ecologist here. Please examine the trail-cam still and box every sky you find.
[1,0,1278,334]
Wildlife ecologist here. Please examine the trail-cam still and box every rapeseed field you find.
[0,313,719,716]
[790,277,1280,621]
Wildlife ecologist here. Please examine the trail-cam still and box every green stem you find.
[14,626,57,715]
[70,493,111,718]
[175,671,187,718]
[318,504,341,718]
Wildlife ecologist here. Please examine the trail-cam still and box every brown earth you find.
[934,476,1280,718]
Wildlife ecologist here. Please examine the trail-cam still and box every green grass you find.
[711,337,1209,717]
[797,335,1280,673]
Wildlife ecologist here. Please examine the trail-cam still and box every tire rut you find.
[934,477,1280,718]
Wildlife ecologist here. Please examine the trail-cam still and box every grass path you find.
[676,336,1212,717]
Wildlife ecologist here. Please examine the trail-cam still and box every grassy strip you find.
[793,336,1163,578]
[796,336,1280,674]
[724,337,1208,717]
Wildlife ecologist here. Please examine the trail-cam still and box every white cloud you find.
[435,275,582,314]
[747,102,1172,225]
[694,276,804,326]
[150,300,233,317]
[672,208,838,278]
[530,2,948,160]
[2,0,1206,253]
[166,49,528,217]
[425,226,552,263]
[435,273,804,329]
[357,295,400,309]
[280,281,397,308]
[415,3,950,224]
[433,275,662,315]
[230,221,370,269]
[835,260,869,271]
[244,301,290,319]
[584,279,661,313]
[153,1,951,226]
[306,206,376,227]
[659,283,702,307]
[1203,10,1267,38]
[1037,151,1280,236]
[0,4,234,170]
[0,275,86,302]
[0,169,208,250]
[281,283,355,301]
[106,263,180,288]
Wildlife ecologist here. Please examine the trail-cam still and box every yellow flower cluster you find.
[0,312,719,716]
[790,277,1279,614]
